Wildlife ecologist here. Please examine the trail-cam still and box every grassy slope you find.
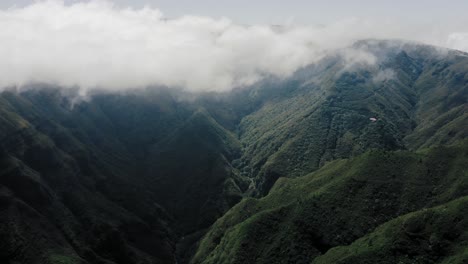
[236,42,468,196]
[312,196,468,264]
[192,141,468,264]
[404,51,468,149]
[235,46,418,194]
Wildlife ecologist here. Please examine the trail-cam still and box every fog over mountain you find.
[0,2,467,264]
[1,0,467,94]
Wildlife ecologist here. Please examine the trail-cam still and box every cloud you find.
[339,47,377,71]
[0,0,467,94]
[372,69,396,84]
[447,33,468,52]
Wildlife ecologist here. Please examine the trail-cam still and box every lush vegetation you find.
[312,196,468,264]
[0,40,467,263]
[192,142,468,264]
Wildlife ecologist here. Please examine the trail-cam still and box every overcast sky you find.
[0,1,467,93]
[2,0,468,25]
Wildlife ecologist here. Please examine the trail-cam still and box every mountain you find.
[232,40,467,195]
[0,40,467,264]
[0,87,249,264]
[192,142,468,264]
[191,40,468,263]
[312,195,468,264]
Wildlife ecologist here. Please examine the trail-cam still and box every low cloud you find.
[0,0,467,94]
[372,69,396,84]
[447,33,468,52]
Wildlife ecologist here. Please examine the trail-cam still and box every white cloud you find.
[372,69,396,83]
[0,0,467,94]
[447,33,468,52]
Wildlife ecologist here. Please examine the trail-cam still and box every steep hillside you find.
[145,109,247,232]
[0,88,247,264]
[0,40,466,264]
[312,196,468,264]
[0,89,177,263]
[193,141,468,264]
[235,41,467,194]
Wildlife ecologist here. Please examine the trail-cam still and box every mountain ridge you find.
[0,40,466,264]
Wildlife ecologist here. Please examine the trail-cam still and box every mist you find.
[1,0,467,94]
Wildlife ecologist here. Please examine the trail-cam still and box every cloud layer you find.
[0,0,467,93]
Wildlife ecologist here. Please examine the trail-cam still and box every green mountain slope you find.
[0,40,466,264]
[312,196,468,264]
[0,90,177,264]
[235,41,467,194]
[0,88,248,264]
[145,108,247,232]
[192,141,468,264]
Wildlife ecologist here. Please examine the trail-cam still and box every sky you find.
[0,0,467,93]
[2,0,468,25]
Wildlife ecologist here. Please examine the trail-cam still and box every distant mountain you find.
[0,40,466,264]
[231,40,467,195]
